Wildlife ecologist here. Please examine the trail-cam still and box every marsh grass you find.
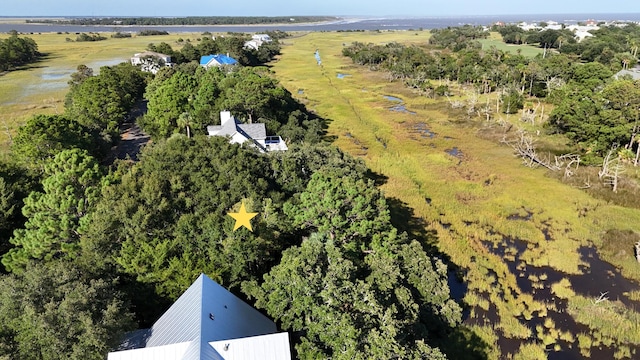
[565,294,640,359]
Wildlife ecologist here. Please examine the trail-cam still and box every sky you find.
[1,0,639,17]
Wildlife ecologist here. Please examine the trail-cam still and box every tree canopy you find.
[0,33,40,71]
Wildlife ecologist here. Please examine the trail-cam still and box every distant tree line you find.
[26,16,336,26]
[494,23,640,63]
[494,25,577,49]
[0,32,40,71]
[429,25,489,51]
[75,33,107,42]
[559,24,640,64]
[138,30,169,36]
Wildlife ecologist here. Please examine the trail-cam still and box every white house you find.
[130,51,173,74]
[207,111,288,152]
[108,274,291,360]
[244,34,272,51]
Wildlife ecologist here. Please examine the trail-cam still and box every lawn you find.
[478,38,545,57]
[479,31,545,57]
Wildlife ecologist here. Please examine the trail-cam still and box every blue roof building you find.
[200,54,239,68]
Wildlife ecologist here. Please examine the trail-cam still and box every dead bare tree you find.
[592,292,609,305]
[520,101,541,125]
[465,89,480,117]
[599,146,625,193]
[445,94,465,109]
[502,129,559,170]
[554,154,581,178]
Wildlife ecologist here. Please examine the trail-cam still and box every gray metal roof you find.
[237,124,266,140]
[109,274,279,360]
[207,115,267,141]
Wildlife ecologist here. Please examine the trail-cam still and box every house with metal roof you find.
[107,274,291,360]
[207,111,288,152]
[200,54,239,69]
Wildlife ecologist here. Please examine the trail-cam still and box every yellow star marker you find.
[228,201,258,231]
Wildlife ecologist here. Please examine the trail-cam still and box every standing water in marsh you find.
[473,234,640,359]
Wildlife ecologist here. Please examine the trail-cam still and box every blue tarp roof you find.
[200,54,238,66]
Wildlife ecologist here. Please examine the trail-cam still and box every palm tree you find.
[177,112,193,138]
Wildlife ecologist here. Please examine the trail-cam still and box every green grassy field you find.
[271,31,640,359]
[478,38,545,57]
[479,32,545,57]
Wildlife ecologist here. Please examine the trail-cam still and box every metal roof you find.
[207,113,267,141]
[200,54,239,66]
[108,274,284,360]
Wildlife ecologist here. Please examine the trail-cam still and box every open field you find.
[479,32,545,57]
[478,38,545,57]
[270,31,640,358]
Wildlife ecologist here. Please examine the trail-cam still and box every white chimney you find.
[220,111,232,125]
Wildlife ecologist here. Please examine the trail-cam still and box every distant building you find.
[207,111,288,152]
[244,34,272,51]
[131,51,173,74]
[199,54,238,69]
[108,274,291,360]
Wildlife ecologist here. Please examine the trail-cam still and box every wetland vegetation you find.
[271,28,640,358]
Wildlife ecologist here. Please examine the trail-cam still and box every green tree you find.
[220,67,296,126]
[2,149,103,272]
[244,233,459,359]
[65,75,125,140]
[500,88,524,114]
[190,66,225,129]
[142,70,198,137]
[284,171,392,256]
[0,261,134,359]
[12,114,104,172]
[0,161,36,258]
[82,136,279,299]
